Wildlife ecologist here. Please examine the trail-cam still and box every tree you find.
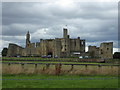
[113,52,120,59]
[2,48,8,57]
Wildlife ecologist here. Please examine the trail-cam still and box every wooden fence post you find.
[8,63,11,66]
[55,64,62,75]
[21,63,24,69]
[70,65,74,71]
[35,64,37,68]
[98,65,101,72]
[46,64,50,69]
[85,65,87,70]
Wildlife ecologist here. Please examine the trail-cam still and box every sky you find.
[1,0,119,53]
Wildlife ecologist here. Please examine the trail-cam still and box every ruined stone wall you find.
[70,39,85,53]
[30,43,35,48]
[88,46,99,58]
[80,40,85,53]
[54,38,62,58]
[46,39,54,56]
[61,38,70,56]
[7,28,87,58]
[40,39,54,57]
[7,43,24,57]
[22,42,41,56]
[70,39,76,52]
[35,42,41,56]
[40,40,47,56]
[99,42,113,59]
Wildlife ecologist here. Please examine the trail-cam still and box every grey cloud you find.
[1,2,118,50]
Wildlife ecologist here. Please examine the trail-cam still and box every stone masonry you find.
[7,28,113,59]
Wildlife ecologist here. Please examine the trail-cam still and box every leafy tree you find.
[113,52,120,59]
[2,48,8,57]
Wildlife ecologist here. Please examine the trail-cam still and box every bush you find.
[2,48,8,57]
[113,52,120,59]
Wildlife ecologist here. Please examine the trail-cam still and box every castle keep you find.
[7,28,113,59]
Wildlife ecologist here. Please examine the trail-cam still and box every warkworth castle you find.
[7,28,113,59]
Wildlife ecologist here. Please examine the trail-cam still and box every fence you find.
[2,62,119,75]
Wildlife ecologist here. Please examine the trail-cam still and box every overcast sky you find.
[1,0,118,53]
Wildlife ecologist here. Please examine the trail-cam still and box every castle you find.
[7,28,113,59]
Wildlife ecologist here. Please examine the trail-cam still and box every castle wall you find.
[40,39,54,57]
[88,46,99,58]
[40,40,47,56]
[63,28,68,38]
[7,43,24,57]
[54,38,62,58]
[99,42,113,59]
[80,40,85,53]
[70,38,85,53]
[46,39,54,56]
[7,28,113,59]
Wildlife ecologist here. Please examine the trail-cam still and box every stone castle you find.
[7,28,113,59]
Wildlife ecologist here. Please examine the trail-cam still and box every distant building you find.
[87,42,113,59]
[7,28,113,59]
[99,42,113,59]
[7,28,85,58]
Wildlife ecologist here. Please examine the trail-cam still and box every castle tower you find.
[63,28,68,38]
[62,28,70,57]
[26,31,30,48]
[99,42,113,59]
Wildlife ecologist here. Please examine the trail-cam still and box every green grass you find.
[2,60,99,64]
[2,57,78,61]
[2,60,119,66]
[2,74,119,88]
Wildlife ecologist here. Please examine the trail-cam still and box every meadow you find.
[2,74,119,88]
[2,57,119,88]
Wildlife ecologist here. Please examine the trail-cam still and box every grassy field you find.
[2,63,119,75]
[2,57,79,61]
[2,57,119,88]
[2,57,119,65]
[2,74,119,88]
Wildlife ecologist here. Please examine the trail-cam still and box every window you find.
[101,49,103,54]
[81,41,84,45]
[75,41,76,46]
[101,52,103,54]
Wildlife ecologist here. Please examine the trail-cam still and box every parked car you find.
[41,55,47,58]
[54,56,58,58]
[47,55,52,58]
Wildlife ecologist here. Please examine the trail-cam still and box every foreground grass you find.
[2,74,119,88]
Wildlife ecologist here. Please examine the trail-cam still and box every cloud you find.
[1,1,118,52]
